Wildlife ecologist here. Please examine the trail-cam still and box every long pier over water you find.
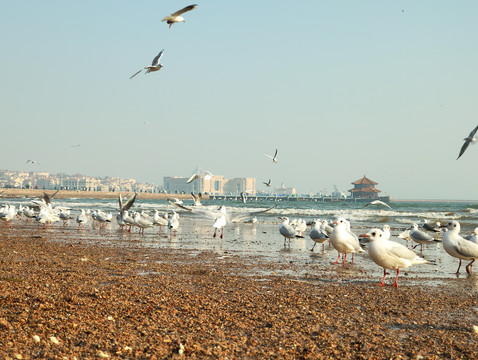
[208,194,391,203]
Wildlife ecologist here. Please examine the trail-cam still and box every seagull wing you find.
[274,149,278,158]
[118,194,124,212]
[122,193,137,212]
[168,199,193,212]
[151,50,164,66]
[170,4,198,16]
[230,205,277,223]
[264,153,273,159]
[468,124,478,138]
[187,173,199,183]
[129,69,143,79]
[457,140,471,159]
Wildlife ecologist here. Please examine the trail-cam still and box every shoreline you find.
[2,188,478,203]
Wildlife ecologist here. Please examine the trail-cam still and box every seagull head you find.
[362,228,384,242]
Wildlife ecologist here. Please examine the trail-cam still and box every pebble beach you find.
[1,220,478,359]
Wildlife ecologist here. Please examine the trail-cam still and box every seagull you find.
[363,200,391,209]
[191,192,203,206]
[153,210,169,234]
[26,160,40,165]
[262,179,272,187]
[468,228,478,244]
[168,211,180,236]
[130,50,165,79]
[264,149,278,163]
[240,192,247,204]
[329,218,365,266]
[409,223,439,251]
[421,220,440,232]
[309,220,328,252]
[361,228,431,287]
[279,217,304,246]
[162,4,198,28]
[187,170,213,184]
[76,209,88,230]
[213,206,227,239]
[70,144,81,148]
[457,124,478,159]
[442,220,478,275]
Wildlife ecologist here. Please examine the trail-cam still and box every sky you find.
[1,1,478,200]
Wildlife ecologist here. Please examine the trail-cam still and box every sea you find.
[2,196,478,287]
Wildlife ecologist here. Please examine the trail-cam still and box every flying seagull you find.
[187,170,213,184]
[26,160,40,165]
[363,200,392,210]
[264,149,278,163]
[263,179,272,187]
[457,124,478,159]
[162,4,198,28]
[130,50,165,79]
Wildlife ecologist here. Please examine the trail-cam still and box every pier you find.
[207,194,391,203]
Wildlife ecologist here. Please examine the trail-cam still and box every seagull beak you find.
[333,221,338,225]
[360,234,369,238]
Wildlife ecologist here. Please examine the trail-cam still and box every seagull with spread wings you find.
[162,4,198,28]
[130,50,165,79]
[457,124,478,159]
[264,149,278,163]
[363,200,392,210]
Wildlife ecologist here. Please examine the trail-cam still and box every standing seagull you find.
[264,149,278,163]
[279,217,304,246]
[162,4,198,28]
[457,124,478,159]
[441,220,478,275]
[409,223,439,251]
[362,228,431,287]
[329,218,365,265]
[130,50,165,79]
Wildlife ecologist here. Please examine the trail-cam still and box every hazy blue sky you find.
[2,1,478,199]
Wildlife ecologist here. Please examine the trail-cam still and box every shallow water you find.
[2,197,478,288]
[5,216,478,289]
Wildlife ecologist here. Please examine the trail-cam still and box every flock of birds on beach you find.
[5,3,478,290]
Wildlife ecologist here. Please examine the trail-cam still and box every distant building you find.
[274,183,296,196]
[163,176,193,194]
[349,175,381,199]
[164,173,256,195]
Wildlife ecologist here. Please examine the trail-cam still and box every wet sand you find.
[1,222,478,359]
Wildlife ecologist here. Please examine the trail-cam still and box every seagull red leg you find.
[392,269,400,287]
[466,259,475,275]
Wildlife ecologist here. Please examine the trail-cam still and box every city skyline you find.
[2,2,478,200]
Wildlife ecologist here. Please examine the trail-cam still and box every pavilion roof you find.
[351,175,378,185]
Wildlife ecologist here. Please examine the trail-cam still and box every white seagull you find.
[162,4,198,28]
[264,149,278,163]
[361,228,431,287]
[457,124,478,159]
[363,200,391,209]
[26,160,40,165]
[442,220,478,275]
[130,50,165,79]
[329,218,365,266]
[186,170,214,184]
